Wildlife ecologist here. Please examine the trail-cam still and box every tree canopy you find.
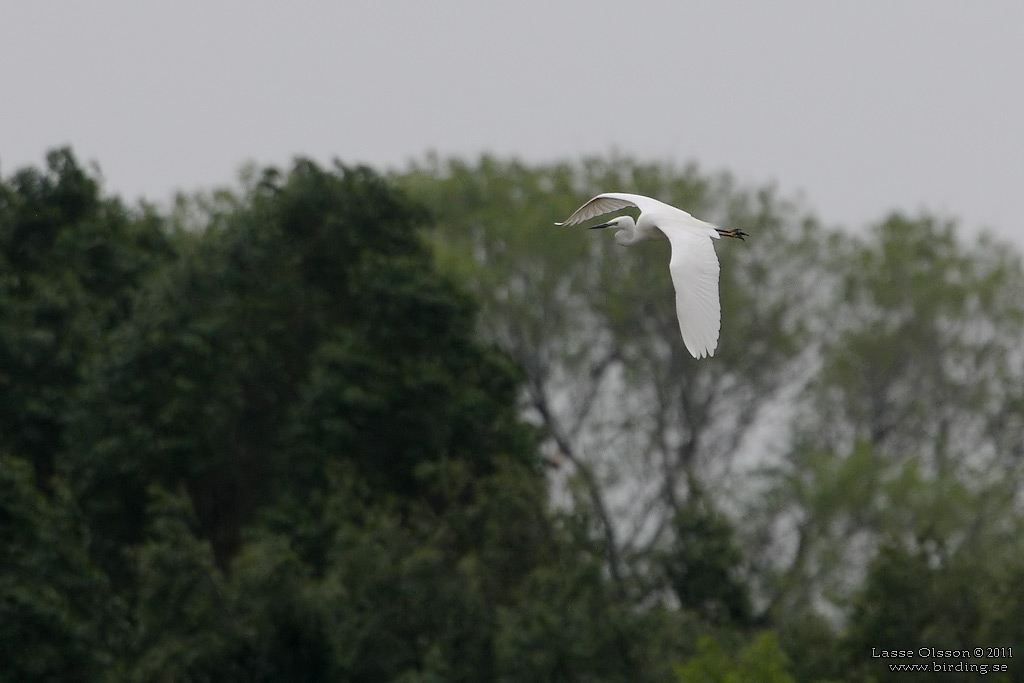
[2,148,1023,682]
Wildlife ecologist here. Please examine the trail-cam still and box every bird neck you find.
[615,222,659,246]
[615,229,641,246]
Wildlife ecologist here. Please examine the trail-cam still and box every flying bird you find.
[556,193,746,359]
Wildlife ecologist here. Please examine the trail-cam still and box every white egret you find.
[556,193,746,359]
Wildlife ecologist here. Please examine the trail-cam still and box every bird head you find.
[590,215,638,245]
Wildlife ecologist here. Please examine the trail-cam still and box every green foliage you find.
[5,148,1024,682]
[674,632,797,683]
[128,489,248,682]
[754,214,1024,680]
[398,155,821,620]
[0,148,173,484]
[841,523,1024,683]
[0,456,125,683]
[810,213,1024,465]
[65,158,535,572]
[400,155,1024,681]
[656,499,752,627]
[6,150,694,682]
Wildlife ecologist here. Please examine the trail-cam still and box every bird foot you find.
[716,228,748,240]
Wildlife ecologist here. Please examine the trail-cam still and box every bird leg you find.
[716,227,748,240]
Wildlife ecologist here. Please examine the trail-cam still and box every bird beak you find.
[589,221,614,230]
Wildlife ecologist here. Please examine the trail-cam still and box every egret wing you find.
[555,193,639,226]
[659,224,721,359]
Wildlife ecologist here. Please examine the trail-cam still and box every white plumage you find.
[556,192,746,359]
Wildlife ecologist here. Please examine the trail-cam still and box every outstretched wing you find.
[555,193,643,226]
[658,222,722,359]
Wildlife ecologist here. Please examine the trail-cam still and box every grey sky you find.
[3,1,1023,243]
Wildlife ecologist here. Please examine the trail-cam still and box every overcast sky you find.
[3,1,1023,243]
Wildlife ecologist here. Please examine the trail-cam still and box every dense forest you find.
[2,148,1023,682]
